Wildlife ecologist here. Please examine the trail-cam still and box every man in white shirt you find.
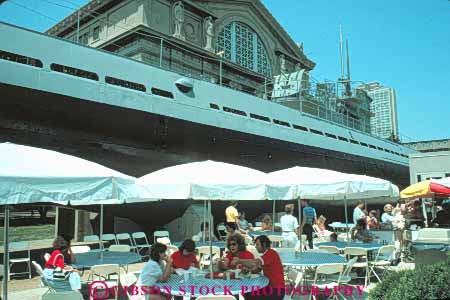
[280,204,299,248]
[353,200,366,225]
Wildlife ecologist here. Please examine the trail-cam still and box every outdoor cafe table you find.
[72,251,142,268]
[316,241,384,251]
[153,273,269,300]
[248,231,282,237]
[173,241,227,248]
[278,252,346,267]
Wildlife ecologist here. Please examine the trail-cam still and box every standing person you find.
[225,201,240,233]
[43,237,82,293]
[381,204,395,225]
[219,233,254,271]
[353,200,367,224]
[300,199,317,249]
[171,239,199,270]
[138,243,173,300]
[280,204,299,247]
[232,235,285,300]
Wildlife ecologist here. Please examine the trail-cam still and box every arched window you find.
[216,22,272,77]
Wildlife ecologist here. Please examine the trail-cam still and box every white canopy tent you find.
[266,166,400,250]
[0,143,155,300]
[137,160,269,277]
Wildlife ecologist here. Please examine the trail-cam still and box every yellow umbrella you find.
[400,180,432,199]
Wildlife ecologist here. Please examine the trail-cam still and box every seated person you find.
[138,243,173,300]
[238,211,253,232]
[219,233,254,272]
[43,237,81,293]
[351,219,374,242]
[171,239,199,270]
[381,204,395,224]
[431,204,450,227]
[367,210,380,230]
[329,232,338,242]
[316,215,333,237]
[261,215,273,231]
[194,222,218,242]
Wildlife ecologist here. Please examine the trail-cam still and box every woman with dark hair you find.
[137,243,173,300]
[43,236,81,293]
[219,233,254,271]
[171,239,199,270]
[351,219,374,242]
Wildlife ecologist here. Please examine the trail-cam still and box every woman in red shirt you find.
[43,236,82,292]
[171,239,199,270]
[219,233,254,271]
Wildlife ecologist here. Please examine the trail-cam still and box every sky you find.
[0,0,449,142]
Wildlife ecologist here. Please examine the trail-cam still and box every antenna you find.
[346,38,351,81]
[339,25,344,79]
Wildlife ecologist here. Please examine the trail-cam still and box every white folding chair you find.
[132,232,151,255]
[166,245,179,256]
[31,261,55,294]
[153,231,170,243]
[9,241,31,280]
[83,235,100,243]
[102,234,118,246]
[197,246,221,269]
[156,237,171,245]
[309,263,344,300]
[255,222,263,227]
[328,256,358,284]
[313,224,329,242]
[195,296,236,300]
[318,245,340,254]
[71,246,91,254]
[284,269,304,300]
[368,245,396,282]
[344,247,369,287]
[120,272,145,300]
[42,291,83,300]
[88,264,122,300]
[109,244,131,252]
[268,235,283,248]
[294,235,309,251]
[246,245,259,258]
[217,224,227,241]
[116,233,137,252]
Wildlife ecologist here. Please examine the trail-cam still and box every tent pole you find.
[99,204,104,259]
[297,198,302,253]
[272,199,276,231]
[203,200,206,243]
[344,196,349,241]
[3,205,10,300]
[208,200,213,279]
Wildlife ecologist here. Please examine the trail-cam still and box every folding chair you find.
[197,246,221,270]
[217,224,227,241]
[166,245,179,256]
[42,291,83,300]
[284,269,304,300]
[309,263,344,300]
[318,245,340,254]
[116,233,137,252]
[246,245,259,258]
[156,237,171,245]
[344,247,369,287]
[313,224,329,242]
[88,264,122,300]
[9,241,31,280]
[153,231,170,243]
[328,257,358,284]
[102,234,118,246]
[120,272,145,300]
[31,261,55,295]
[268,235,283,248]
[132,232,151,256]
[71,246,91,254]
[368,245,396,282]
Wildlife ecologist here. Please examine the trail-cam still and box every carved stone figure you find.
[173,1,185,40]
[279,54,287,74]
[204,16,214,52]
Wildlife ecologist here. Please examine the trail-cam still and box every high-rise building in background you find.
[358,82,399,141]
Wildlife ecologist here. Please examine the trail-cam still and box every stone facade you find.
[46,0,315,95]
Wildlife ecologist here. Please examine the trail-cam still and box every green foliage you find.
[369,259,450,300]
[0,224,55,245]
